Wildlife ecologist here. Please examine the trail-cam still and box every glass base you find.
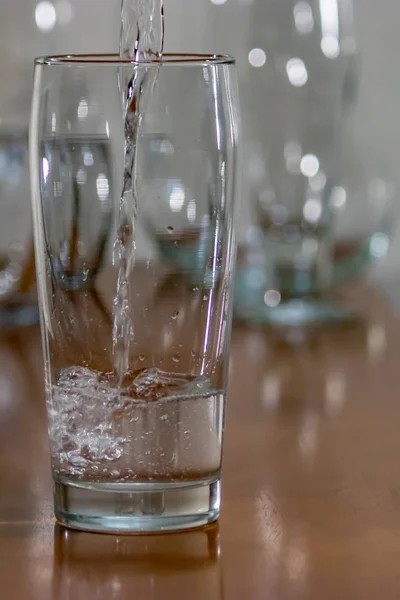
[235,297,356,328]
[234,264,357,327]
[53,477,220,534]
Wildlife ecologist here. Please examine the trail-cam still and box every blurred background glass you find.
[233,0,396,326]
[0,0,121,328]
[0,128,38,327]
[1,0,400,328]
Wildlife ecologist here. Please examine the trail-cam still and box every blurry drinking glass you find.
[30,54,239,533]
[235,0,394,327]
[0,129,38,327]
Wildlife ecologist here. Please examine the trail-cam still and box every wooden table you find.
[1,286,400,599]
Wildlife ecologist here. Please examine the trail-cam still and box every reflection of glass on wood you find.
[53,524,223,599]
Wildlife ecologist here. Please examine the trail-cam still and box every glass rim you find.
[34,53,236,67]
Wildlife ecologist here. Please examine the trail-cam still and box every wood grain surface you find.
[1,286,400,599]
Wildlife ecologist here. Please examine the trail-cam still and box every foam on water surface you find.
[48,367,222,481]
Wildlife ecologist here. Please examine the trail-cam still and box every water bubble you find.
[191,350,196,358]
[69,456,87,467]
[203,295,208,301]
[167,226,174,234]
[138,354,145,362]
[172,354,180,363]
[172,311,179,320]
[51,366,219,480]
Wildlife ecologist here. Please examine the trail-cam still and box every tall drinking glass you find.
[30,54,239,533]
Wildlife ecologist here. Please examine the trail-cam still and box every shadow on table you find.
[53,523,224,599]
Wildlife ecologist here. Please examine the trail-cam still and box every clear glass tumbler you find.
[30,54,239,533]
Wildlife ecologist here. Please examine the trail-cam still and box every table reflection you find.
[0,284,398,599]
[53,524,223,600]
[231,313,388,423]
[223,291,399,598]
